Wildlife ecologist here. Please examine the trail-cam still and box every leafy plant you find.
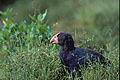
[0,9,119,80]
[0,9,52,54]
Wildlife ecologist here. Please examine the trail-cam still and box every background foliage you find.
[0,0,119,80]
[0,0,119,46]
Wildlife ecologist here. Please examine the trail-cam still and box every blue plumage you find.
[59,47,105,69]
[50,32,108,80]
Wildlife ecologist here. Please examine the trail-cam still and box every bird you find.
[50,32,109,80]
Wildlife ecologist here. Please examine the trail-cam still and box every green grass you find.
[0,40,119,80]
[0,9,119,80]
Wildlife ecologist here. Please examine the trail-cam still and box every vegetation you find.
[1,0,119,46]
[0,0,119,79]
[0,8,119,80]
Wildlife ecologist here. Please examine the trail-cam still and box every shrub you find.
[0,8,52,54]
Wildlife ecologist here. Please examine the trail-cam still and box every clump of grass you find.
[0,9,119,80]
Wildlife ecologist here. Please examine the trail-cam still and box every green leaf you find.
[6,8,13,18]
[0,50,7,54]
[29,14,36,21]
[37,14,42,21]
[41,9,47,21]
[24,20,29,28]
[0,11,4,15]
[46,26,52,37]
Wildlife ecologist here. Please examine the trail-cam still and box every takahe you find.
[50,32,109,79]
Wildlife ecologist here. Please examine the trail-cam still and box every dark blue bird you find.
[50,32,108,79]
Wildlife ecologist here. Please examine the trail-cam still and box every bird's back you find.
[59,47,105,67]
[72,47,105,65]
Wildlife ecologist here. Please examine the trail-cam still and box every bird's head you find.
[50,32,75,51]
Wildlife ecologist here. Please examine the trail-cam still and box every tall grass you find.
[0,9,119,80]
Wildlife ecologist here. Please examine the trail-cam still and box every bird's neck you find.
[60,45,75,52]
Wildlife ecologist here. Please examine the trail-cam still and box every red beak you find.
[50,33,59,44]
